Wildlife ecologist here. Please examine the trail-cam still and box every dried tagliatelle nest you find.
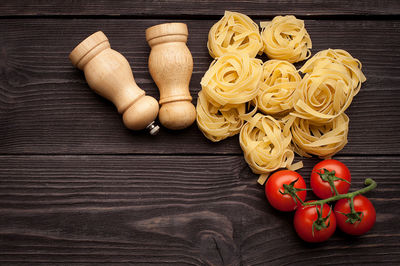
[207,11,264,58]
[292,49,366,124]
[196,11,367,185]
[261,15,312,63]
[255,60,301,115]
[239,113,299,174]
[200,52,263,106]
[283,114,350,159]
[196,90,256,142]
[292,68,354,123]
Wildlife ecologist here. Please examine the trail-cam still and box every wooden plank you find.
[0,155,398,264]
[1,0,400,17]
[0,19,399,155]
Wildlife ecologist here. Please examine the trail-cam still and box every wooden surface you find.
[1,1,400,16]
[0,1,399,265]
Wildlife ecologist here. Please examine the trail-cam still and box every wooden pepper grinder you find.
[146,23,196,130]
[69,31,160,135]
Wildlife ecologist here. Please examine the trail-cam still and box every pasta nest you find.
[201,52,263,106]
[292,67,355,123]
[240,113,294,174]
[207,11,263,58]
[256,60,301,115]
[300,49,366,95]
[196,90,256,142]
[283,114,349,158]
[261,15,312,63]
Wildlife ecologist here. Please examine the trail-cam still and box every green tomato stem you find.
[330,179,340,196]
[303,178,377,206]
[349,196,356,213]
[292,189,305,205]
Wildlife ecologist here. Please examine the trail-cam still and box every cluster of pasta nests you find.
[196,11,366,184]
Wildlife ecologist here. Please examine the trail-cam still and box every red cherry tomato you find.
[265,170,307,212]
[294,202,336,242]
[334,195,376,235]
[311,159,351,199]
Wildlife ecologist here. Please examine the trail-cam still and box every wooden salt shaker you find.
[69,31,160,135]
[146,23,196,130]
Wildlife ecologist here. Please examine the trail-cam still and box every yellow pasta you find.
[261,15,312,63]
[207,11,263,58]
[239,113,295,174]
[196,90,256,142]
[292,68,354,123]
[197,11,366,185]
[256,60,301,115]
[283,114,349,158]
[201,52,263,106]
[300,49,366,95]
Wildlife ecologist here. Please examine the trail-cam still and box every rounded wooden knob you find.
[69,31,160,134]
[123,95,159,132]
[159,101,196,130]
[146,23,196,130]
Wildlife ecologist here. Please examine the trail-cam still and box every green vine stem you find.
[303,178,377,207]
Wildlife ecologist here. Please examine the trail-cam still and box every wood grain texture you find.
[0,155,399,265]
[1,1,400,265]
[0,19,399,155]
[1,0,400,17]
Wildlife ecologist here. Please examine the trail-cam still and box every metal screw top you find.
[146,121,160,135]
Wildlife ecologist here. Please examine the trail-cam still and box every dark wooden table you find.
[1,1,400,265]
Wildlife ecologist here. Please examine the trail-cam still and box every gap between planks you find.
[0,153,399,157]
[1,14,400,21]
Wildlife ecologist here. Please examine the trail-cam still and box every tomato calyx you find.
[280,178,308,205]
[336,196,364,224]
[316,168,351,196]
[311,204,332,236]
